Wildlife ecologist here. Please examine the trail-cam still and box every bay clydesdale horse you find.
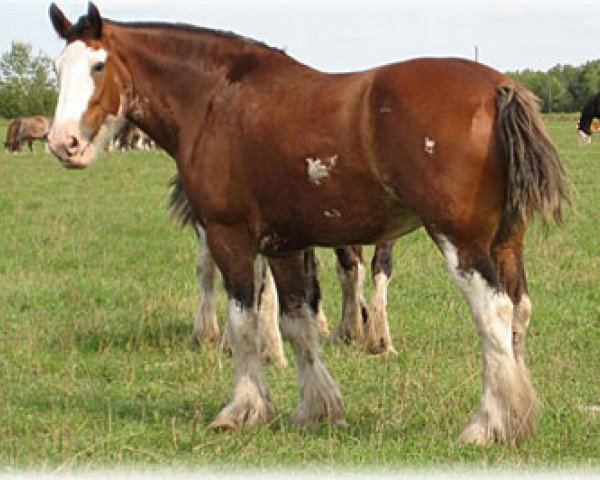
[48,3,568,446]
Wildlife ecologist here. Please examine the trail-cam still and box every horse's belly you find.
[260,198,421,254]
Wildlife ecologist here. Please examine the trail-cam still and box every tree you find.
[507,60,600,113]
[0,41,57,119]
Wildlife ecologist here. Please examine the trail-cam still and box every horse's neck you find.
[110,23,291,158]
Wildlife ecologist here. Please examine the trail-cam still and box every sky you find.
[1,0,600,73]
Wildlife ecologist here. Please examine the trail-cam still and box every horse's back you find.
[20,116,51,138]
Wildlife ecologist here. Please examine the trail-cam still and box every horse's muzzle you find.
[48,121,96,168]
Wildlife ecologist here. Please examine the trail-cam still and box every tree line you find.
[1,41,599,118]
[0,42,57,119]
[507,61,600,113]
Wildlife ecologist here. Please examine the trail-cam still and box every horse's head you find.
[48,3,126,168]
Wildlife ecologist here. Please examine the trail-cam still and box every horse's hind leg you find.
[304,248,330,336]
[332,246,367,344]
[364,240,397,355]
[492,223,532,368]
[190,222,220,347]
[257,264,287,367]
[435,233,538,446]
[269,251,345,427]
[206,226,272,429]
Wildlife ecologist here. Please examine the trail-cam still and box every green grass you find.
[0,116,598,470]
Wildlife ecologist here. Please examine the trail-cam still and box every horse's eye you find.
[91,62,105,74]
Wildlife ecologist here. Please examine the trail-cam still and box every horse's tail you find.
[496,81,570,226]
[168,174,196,227]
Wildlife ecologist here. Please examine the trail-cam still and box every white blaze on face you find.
[53,40,107,138]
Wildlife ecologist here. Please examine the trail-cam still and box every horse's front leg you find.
[205,225,272,430]
[269,251,346,427]
[190,222,220,347]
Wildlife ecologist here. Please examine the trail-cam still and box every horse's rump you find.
[5,118,23,152]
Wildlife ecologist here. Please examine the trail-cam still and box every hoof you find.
[368,344,398,357]
[189,334,201,350]
[189,325,221,350]
[208,414,239,431]
[458,418,493,446]
[208,400,272,431]
[293,361,346,428]
[458,364,539,447]
[293,402,346,428]
[329,327,362,346]
[263,350,288,369]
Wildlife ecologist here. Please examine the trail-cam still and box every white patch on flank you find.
[380,106,392,113]
[306,154,338,185]
[424,137,436,155]
[53,41,108,130]
[324,209,341,218]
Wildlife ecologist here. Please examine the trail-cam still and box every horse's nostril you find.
[67,136,80,154]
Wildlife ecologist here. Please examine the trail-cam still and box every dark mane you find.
[117,21,285,54]
[67,13,286,56]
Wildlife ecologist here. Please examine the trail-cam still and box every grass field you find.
[0,115,598,470]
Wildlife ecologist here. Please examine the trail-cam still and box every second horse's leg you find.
[364,240,397,355]
[270,251,346,427]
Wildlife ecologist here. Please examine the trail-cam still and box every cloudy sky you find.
[1,0,600,73]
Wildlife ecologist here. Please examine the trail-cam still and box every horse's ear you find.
[87,2,102,39]
[49,3,72,39]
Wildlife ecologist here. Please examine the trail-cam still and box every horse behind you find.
[5,115,51,153]
[578,91,600,143]
[48,3,569,447]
